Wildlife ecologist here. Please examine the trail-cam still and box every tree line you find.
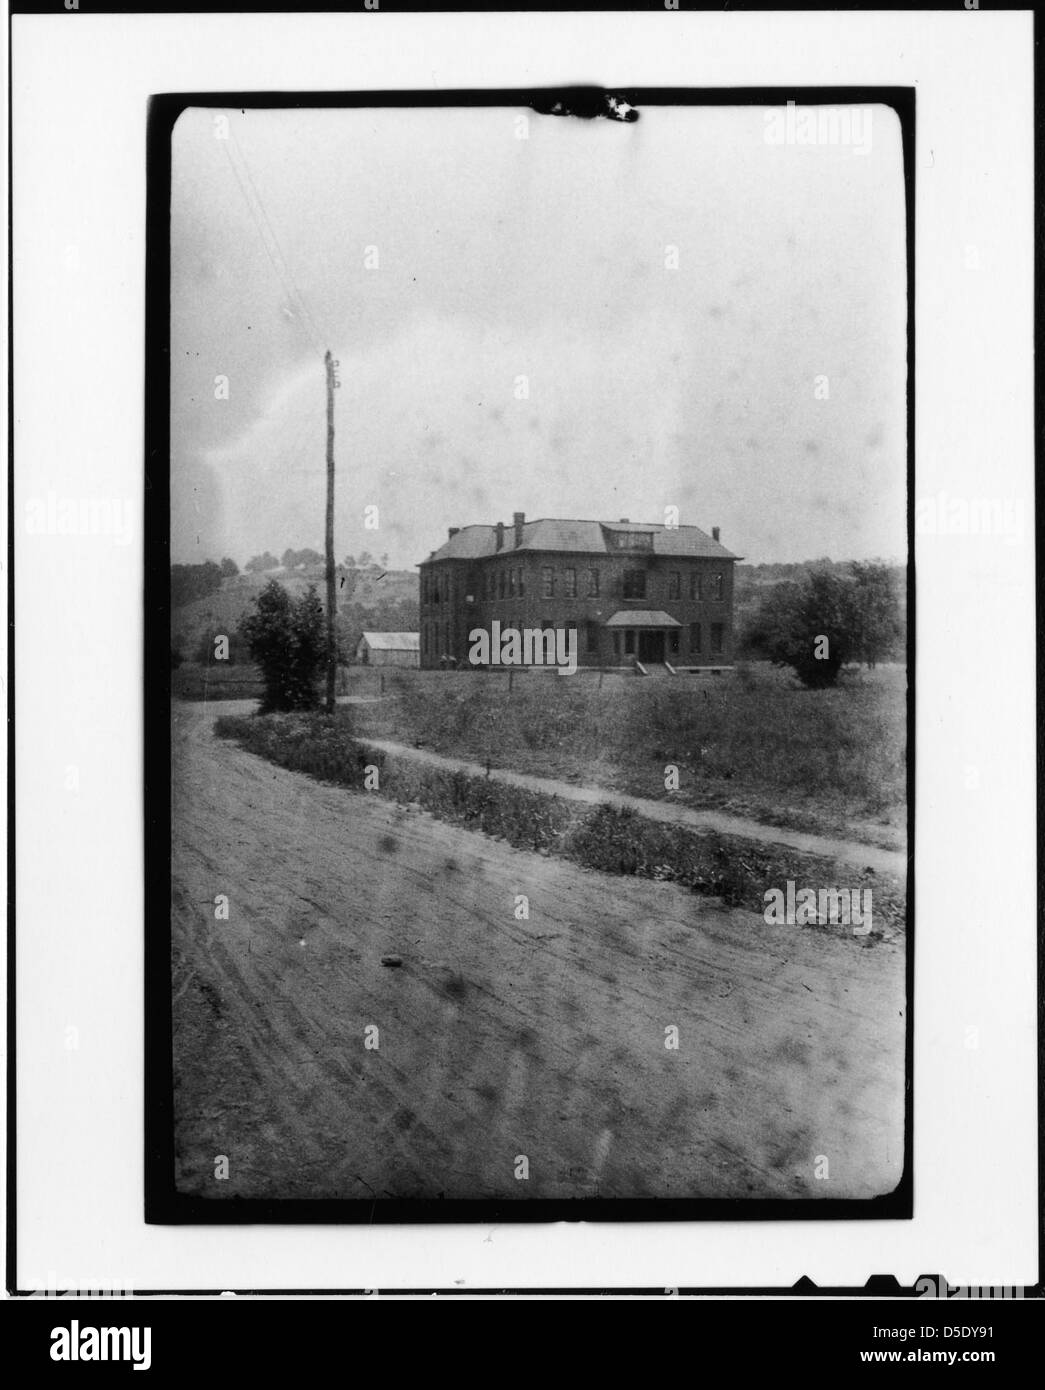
[244,549,391,574]
[170,557,239,607]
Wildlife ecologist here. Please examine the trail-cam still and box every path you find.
[356,738,907,878]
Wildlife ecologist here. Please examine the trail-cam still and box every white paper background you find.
[9,9,1036,1291]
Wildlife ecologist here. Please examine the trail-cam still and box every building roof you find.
[603,610,682,628]
[358,631,420,651]
[421,518,740,563]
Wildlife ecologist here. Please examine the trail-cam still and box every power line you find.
[227,119,329,353]
[218,117,327,359]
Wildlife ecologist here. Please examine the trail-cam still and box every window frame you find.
[623,568,647,600]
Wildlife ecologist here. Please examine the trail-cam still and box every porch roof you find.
[603,610,682,628]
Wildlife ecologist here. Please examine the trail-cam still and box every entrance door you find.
[638,631,665,663]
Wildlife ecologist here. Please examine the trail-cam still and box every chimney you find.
[712,526,720,542]
[513,511,525,548]
[495,521,505,551]
[448,527,460,540]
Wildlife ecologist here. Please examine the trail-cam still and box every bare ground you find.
[172,701,906,1202]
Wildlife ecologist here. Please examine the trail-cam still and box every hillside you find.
[172,564,419,664]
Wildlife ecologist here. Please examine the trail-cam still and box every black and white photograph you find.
[9,0,1038,1326]
[161,92,910,1211]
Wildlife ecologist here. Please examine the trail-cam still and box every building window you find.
[564,568,577,598]
[711,622,724,655]
[613,633,621,658]
[690,571,702,601]
[518,568,525,598]
[587,568,600,597]
[711,572,724,601]
[508,568,516,597]
[623,569,647,600]
[669,630,680,656]
[667,571,681,600]
[690,622,702,653]
[585,621,598,654]
[624,630,635,655]
[609,530,654,553]
[541,566,555,598]
[498,569,505,599]
[432,577,440,604]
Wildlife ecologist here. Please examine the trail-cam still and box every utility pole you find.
[324,350,337,714]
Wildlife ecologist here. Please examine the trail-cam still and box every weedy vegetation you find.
[338,661,906,845]
[214,707,906,933]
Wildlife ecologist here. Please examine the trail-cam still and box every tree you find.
[280,547,323,571]
[171,560,223,607]
[849,562,902,668]
[238,580,326,712]
[754,568,856,688]
[219,556,239,579]
[341,554,357,570]
[245,551,279,574]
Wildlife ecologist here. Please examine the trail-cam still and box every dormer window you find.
[608,530,654,553]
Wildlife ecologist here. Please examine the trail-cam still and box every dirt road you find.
[172,702,906,1202]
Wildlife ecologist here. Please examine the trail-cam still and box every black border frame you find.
[144,84,916,1229]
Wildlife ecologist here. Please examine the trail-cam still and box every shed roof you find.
[359,631,420,651]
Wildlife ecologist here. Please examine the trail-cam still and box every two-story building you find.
[417,513,741,671]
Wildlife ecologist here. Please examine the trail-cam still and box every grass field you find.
[342,661,907,846]
[172,663,265,701]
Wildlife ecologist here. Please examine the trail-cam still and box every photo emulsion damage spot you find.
[159,96,910,1215]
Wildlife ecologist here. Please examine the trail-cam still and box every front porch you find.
[603,609,682,666]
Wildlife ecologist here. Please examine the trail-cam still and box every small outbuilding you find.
[355,631,420,668]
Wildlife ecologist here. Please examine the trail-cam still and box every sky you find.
[170,101,907,570]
